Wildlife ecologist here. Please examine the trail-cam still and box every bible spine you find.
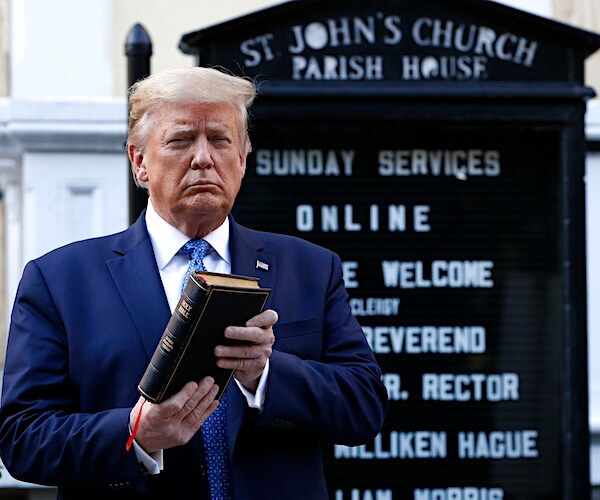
[138,278,206,403]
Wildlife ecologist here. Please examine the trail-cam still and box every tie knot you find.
[181,239,211,271]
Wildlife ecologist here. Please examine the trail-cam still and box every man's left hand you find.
[215,309,278,392]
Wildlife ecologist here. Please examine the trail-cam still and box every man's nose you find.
[190,137,214,169]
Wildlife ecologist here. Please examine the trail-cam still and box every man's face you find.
[130,101,247,236]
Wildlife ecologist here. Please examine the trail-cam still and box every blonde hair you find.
[127,67,257,186]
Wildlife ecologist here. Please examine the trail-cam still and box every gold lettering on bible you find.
[178,299,193,319]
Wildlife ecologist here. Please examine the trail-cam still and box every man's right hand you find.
[129,377,220,454]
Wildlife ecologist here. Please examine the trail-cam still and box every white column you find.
[587,101,600,485]
[0,98,129,363]
[10,100,129,263]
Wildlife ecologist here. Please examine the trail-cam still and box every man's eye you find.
[210,135,231,143]
[167,137,190,144]
[211,136,232,145]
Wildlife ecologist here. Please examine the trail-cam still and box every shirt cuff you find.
[235,358,269,411]
[131,434,164,475]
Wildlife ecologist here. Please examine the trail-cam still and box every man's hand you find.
[215,309,278,392]
[129,377,219,454]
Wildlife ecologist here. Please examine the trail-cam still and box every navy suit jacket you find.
[0,213,387,499]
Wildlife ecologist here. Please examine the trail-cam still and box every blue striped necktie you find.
[180,239,232,500]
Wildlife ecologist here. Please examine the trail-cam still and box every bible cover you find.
[138,271,271,404]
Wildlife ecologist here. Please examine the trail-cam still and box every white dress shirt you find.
[146,199,232,312]
[134,199,269,473]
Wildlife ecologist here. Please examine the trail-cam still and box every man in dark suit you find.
[0,67,387,499]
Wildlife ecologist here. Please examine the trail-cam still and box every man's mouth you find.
[186,181,218,191]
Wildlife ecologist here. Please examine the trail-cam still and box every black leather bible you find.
[138,271,271,404]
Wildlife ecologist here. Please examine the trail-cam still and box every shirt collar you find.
[145,198,230,270]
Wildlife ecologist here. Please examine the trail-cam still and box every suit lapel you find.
[229,216,276,310]
[107,212,171,359]
[227,217,277,455]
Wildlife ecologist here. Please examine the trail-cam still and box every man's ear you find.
[240,154,247,177]
[128,144,148,183]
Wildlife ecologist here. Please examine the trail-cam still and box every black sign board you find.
[180,1,600,498]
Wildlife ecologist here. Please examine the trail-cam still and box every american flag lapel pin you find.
[256,260,269,271]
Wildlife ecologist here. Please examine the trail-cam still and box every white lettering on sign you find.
[342,261,360,289]
[239,13,539,80]
[413,487,504,500]
[382,260,494,288]
[335,431,447,459]
[335,489,394,500]
[239,33,276,67]
[422,373,520,402]
[378,149,501,178]
[350,297,400,316]
[255,149,354,176]
[288,15,403,53]
[292,55,384,80]
[362,326,486,354]
[458,430,539,459]
[381,373,410,401]
[296,204,431,232]
[412,18,538,67]
[401,54,488,80]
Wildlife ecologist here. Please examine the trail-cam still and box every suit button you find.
[109,482,132,490]
[270,418,294,429]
